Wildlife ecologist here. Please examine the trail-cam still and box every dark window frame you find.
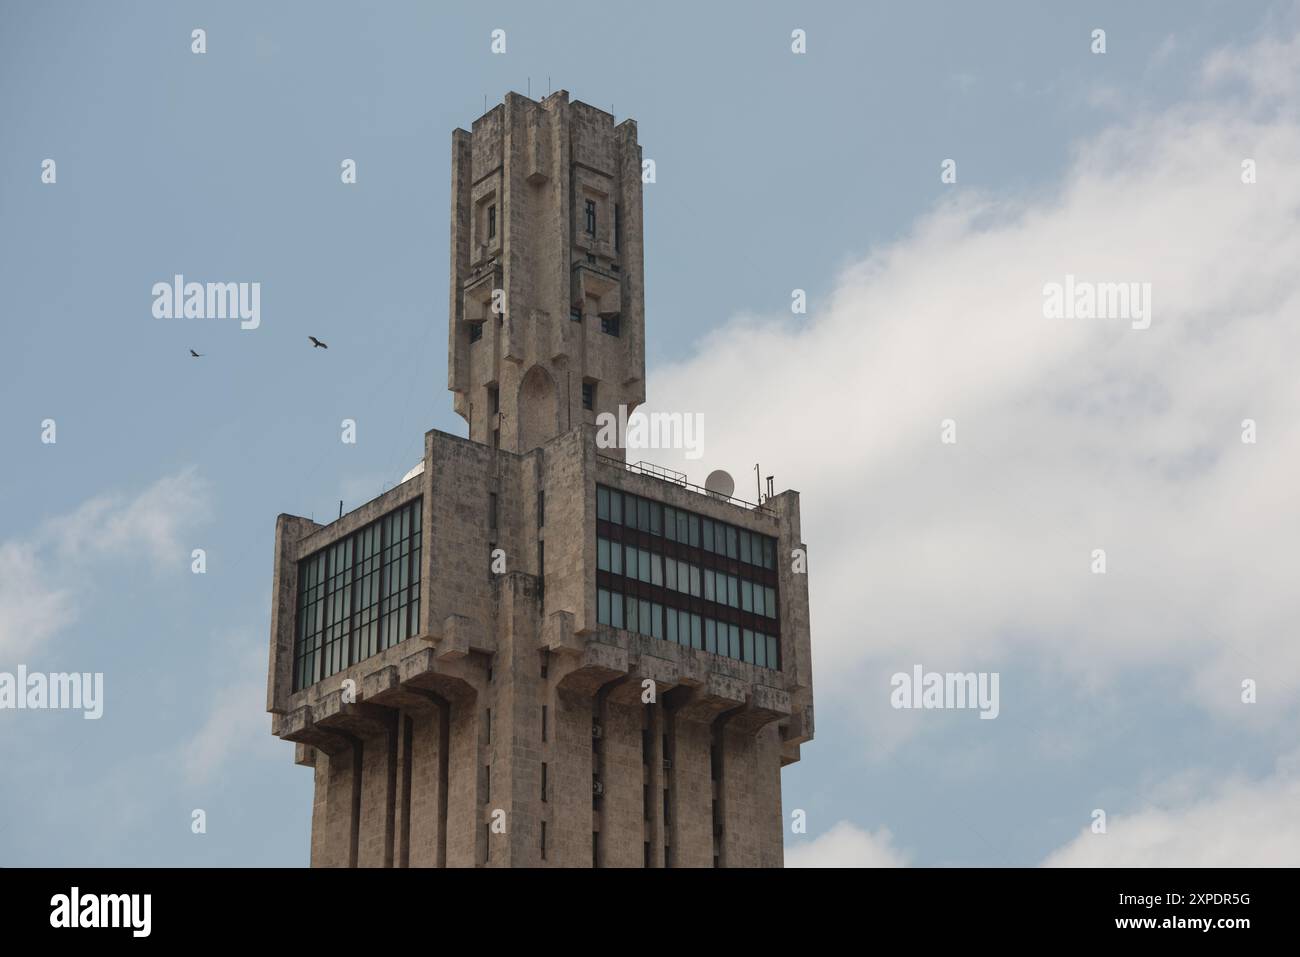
[293,498,423,691]
[592,486,781,669]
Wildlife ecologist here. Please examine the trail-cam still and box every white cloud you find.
[643,26,1300,736]
[1202,26,1300,102]
[182,633,279,787]
[0,541,76,660]
[0,468,209,659]
[785,820,910,868]
[44,466,210,568]
[787,753,1300,867]
[1043,752,1300,866]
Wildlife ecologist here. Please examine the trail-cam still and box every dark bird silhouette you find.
[308,336,328,349]
[190,349,202,357]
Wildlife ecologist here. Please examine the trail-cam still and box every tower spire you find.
[448,92,646,456]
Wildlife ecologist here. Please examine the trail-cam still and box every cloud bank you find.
[0,467,209,659]
[646,27,1300,737]
[1043,749,1300,867]
[790,746,1300,869]
[785,820,911,868]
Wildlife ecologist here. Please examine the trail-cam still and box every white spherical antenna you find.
[401,461,425,484]
[704,469,735,500]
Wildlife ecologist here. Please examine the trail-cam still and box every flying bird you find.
[190,349,202,357]
[308,336,328,349]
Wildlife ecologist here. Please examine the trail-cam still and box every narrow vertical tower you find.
[267,93,814,868]
[448,92,646,455]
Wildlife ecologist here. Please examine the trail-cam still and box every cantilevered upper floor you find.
[266,424,814,768]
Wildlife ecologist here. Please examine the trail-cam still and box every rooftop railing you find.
[596,454,773,514]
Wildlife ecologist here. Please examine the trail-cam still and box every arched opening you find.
[516,364,559,453]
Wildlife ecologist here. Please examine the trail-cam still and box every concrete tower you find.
[266,93,814,868]
[448,92,645,454]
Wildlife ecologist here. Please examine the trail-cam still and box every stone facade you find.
[266,93,814,867]
[448,90,645,455]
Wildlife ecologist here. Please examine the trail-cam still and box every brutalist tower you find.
[266,92,814,867]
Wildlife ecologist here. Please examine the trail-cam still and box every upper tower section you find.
[448,91,646,455]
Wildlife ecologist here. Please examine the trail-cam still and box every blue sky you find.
[2,0,1298,866]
